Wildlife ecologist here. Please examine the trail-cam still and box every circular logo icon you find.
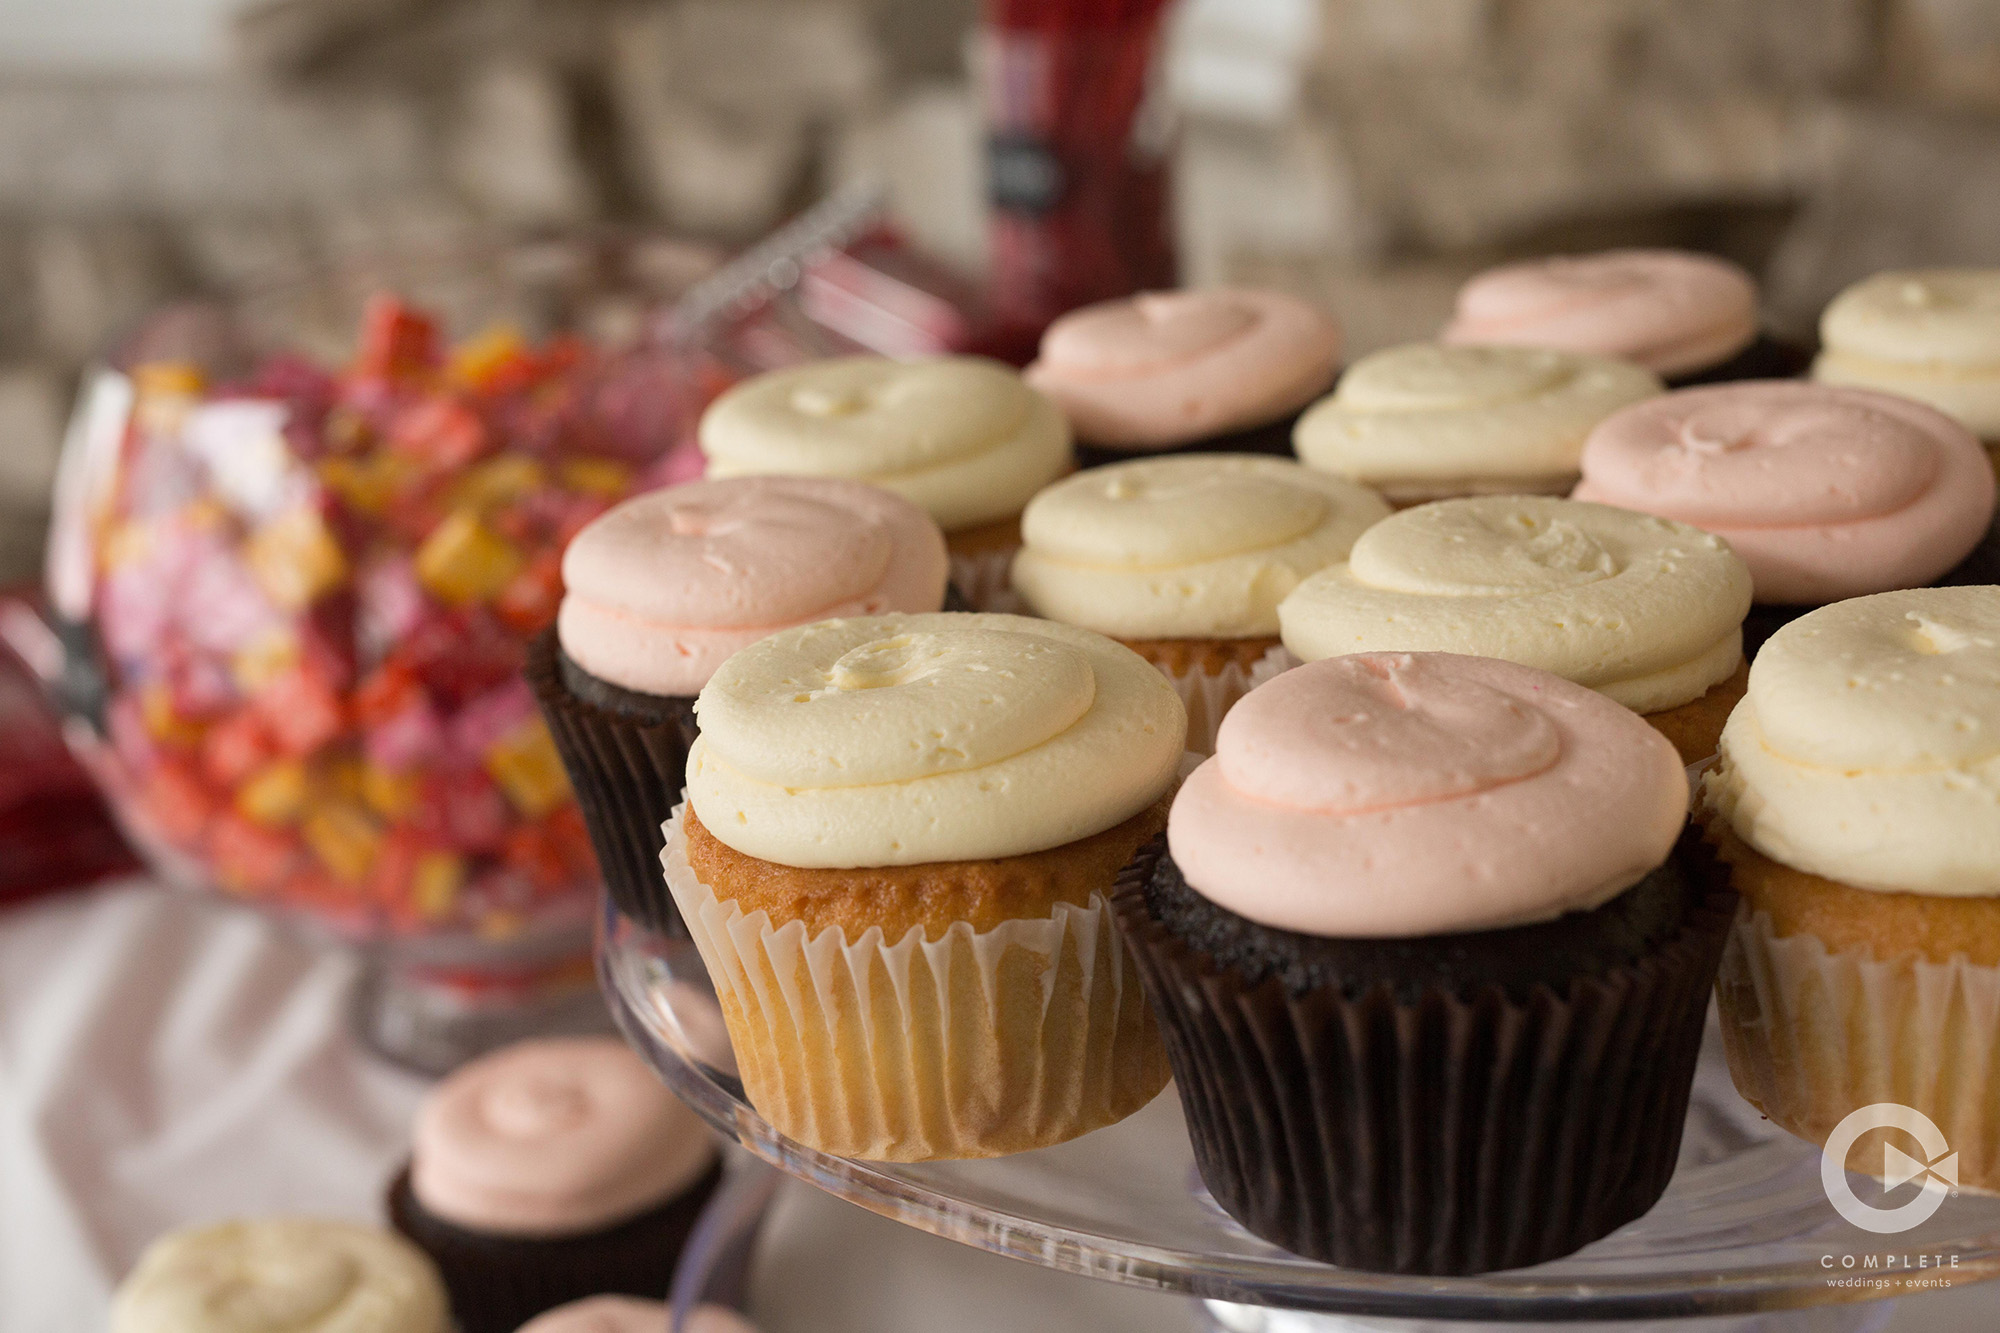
[1821,1102,1958,1234]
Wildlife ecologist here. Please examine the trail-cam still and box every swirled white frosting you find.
[687,613,1186,866]
[1010,455,1391,638]
[1277,496,1752,714]
[1293,342,1662,495]
[698,357,1071,531]
[1815,269,2000,438]
[1706,587,2000,896]
[110,1219,449,1333]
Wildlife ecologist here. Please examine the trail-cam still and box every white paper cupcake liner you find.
[660,804,1170,1162]
[1155,657,1259,756]
[948,548,1024,615]
[1715,907,2000,1190]
[1246,643,1300,692]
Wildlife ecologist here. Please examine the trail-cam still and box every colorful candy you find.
[83,297,711,939]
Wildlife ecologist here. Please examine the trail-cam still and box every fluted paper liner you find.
[1246,643,1300,692]
[526,629,697,935]
[1111,833,1739,1274]
[661,805,1170,1161]
[1155,657,1263,756]
[1716,908,2000,1191]
[949,547,1024,614]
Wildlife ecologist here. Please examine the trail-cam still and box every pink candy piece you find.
[365,699,447,773]
[449,679,537,760]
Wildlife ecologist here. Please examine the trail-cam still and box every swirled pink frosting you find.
[409,1037,715,1236]
[558,475,948,696]
[1168,653,1688,937]
[1025,288,1341,448]
[1442,249,1758,378]
[1573,381,1994,604]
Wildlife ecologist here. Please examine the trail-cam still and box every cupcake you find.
[518,1298,756,1333]
[1024,288,1342,469]
[1010,454,1389,751]
[1111,652,1735,1274]
[667,612,1185,1161]
[1276,496,1753,764]
[1441,248,1803,386]
[1573,381,1996,657]
[1291,342,1661,505]
[386,1036,723,1333]
[697,356,1070,611]
[528,475,948,930]
[1704,587,2000,1190]
[112,1219,449,1333]
[1814,268,2000,472]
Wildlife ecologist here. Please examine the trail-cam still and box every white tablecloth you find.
[1,880,1992,1333]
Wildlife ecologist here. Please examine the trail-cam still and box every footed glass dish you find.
[600,900,2000,1324]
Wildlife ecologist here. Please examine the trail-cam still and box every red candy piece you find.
[254,663,347,757]
[209,814,299,891]
[200,711,275,788]
[391,396,489,470]
[354,295,441,382]
[140,757,216,844]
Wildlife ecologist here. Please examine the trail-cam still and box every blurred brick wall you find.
[5,0,2000,578]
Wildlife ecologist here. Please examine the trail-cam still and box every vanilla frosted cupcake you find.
[1814,269,2000,469]
[1293,342,1661,504]
[529,475,948,929]
[1442,248,1798,385]
[387,1036,722,1332]
[667,612,1185,1160]
[1025,288,1341,467]
[112,1219,448,1333]
[1704,588,2000,1190]
[1113,652,1734,1273]
[519,1299,756,1333]
[1277,496,1753,763]
[1010,455,1389,749]
[1573,381,1996,653]
[697,356,1070,610]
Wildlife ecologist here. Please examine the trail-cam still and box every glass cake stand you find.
[599,903,2000,1326]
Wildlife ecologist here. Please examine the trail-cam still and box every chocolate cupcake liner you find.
[1744,514,2000,660]
[1715,907,2000,1192]
[661,803,1170,1161]
[525,629,698,934]
[386,1156,723,1333]
[1071,390,1327,471]
[1110,832,1739,1274]
[1667,332,1815,388]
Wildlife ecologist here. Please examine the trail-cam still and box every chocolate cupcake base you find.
[1743,510,2000,660]
[525,629,698,934]
[1111,830,1739,1275]
[1666,333,1815,388]
[1072,389,1328,470]
[388,1157,722,1333]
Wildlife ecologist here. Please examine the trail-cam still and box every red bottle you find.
[979,0,1179,358]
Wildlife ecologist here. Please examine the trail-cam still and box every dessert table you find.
[2,876,1993,1333]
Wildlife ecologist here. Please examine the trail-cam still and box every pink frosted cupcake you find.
[386,1036,722,1333]
[1443,248,1804,386]
[1574,380,1996,653]
[527,475,948,930]
[1111,652,1736,1274]
[1027,288,1342,468]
